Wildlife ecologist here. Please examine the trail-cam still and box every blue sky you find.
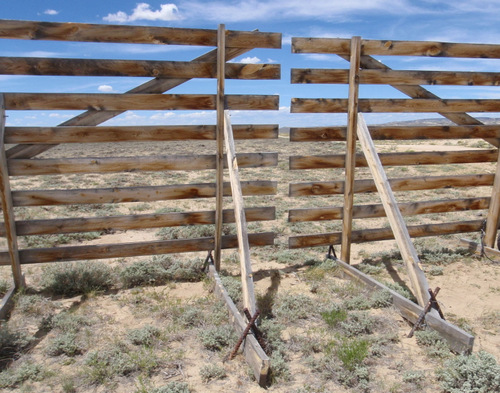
[2,0,500,127]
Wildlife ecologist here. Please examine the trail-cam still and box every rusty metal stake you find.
[243,308,268,352]
[408,287,443,338]
[229,309,260,360]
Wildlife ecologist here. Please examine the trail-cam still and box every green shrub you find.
[199,363,227,382]
[0,279,9,297]
[41,261,113,296]
[24,232,101,249]
[147,382,190,393]
[0,360,45,388]
[273,293,314,322]
[383,281,417,303]
[48,312,91,333]
[414,329,451,358]
[335,338,370,371]
[46,332,81,357]
[402,370,425,387]
[127,325,161,347]
[15,294,54,317]
[0,324,32,366]
[321,307,348,327]
[220,276,242,304]
[199,324,236,351]
[270,352,291,382]
[438,351,500,393]
[339,312,375,337]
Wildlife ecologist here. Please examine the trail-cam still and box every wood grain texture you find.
[0,232,275,265]
[288,220,487,249]
[12,180,277,206]
[289,174,494,196]
[483,154,500,247]
[292,37,500,58]
[0,57,280,80]
[292,68,500,86]
[8,152,278,176]
[289,150,498,169]
[0,207,276,237]
[4,93,279,111]
[0,19,281,48]
[288,197,490,222]
[5,124,278,144]
[290,125,500,142]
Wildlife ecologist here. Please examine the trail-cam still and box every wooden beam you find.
[224,111,257,315]
[6,43,256,159]
[0,57,280,80]
[291,68,500,86]
[0,207,275,237]
[208,265,269,386]
[334,258,474,354]
[290,125,500,142]
[341,36,361,264]
[289,174,494,197]
[215,24,226,271]
[289,220,486,248]
[460,238,500,261]
[0,95,24,289]
[0,19,281,48]
[290,150,498,170]
[483,153,500,247]
[0,285,16,320]
[7,152,278,176]
[292,37,500,59]
[12,181,277,207]
[0,232,275,265]
[5,124,278,144]
[356,114,431,307]
[288,197,490,222]
[4,93,279,111]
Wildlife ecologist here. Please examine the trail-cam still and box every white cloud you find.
[44,9,59,15]
[150,111,175,120]
[103,3,181,23]
[267,58,277,64]
[240,56,261,64]
[98,85,115,93]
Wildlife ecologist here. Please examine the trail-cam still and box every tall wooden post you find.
[484,152,500,248]
[341,36,361,264]
[214,24,226,271]
[0,95,24,289]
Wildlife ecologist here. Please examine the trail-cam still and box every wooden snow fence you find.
[0,20,281,335]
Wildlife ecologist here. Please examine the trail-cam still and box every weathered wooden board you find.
[224,111,257,314]
[5,45,260,159]
[292,37,500,58]
[208,265,270,386]
[483,153,500,247]
[334,258,474,354]
[12,180,277,206]
[289,174,494,196]
[0,19,281,48]
[292,68,500,86]
[5,124,279,144]
[289,220,486,249]
[290,150,498,169]
[8,152,278,176]
[288,197,489,222]
[460,238,500,261]
[0,57,280,80]
[291,98,500,114]
[0,232,275,265]
[290,125,500,142]
[0,285,16,320]
[0,207,276,237]
[4,93,279,111]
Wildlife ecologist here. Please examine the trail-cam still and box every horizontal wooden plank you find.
[290,150,498,170]
[0,232,275,265]
[8,152,278,176]
[334,258,474,354]
[0,20,281,48]
[290,174,494,196]
[0,207,275,237]
[460,238,500,261]
[0,285,16,320]
[292,68,500,86]
[0,57,280,80]
[4,93,279,111]
[292,37,500,58]
[291,98,500,114]
[289,197,490,222]
[5,124,278,144]
[290,125,500,142]
[12,181,277,207]
[289,220,486,249]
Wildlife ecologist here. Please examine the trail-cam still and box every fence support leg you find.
[483,152,500,248]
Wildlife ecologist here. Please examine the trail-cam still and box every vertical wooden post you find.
[341,36,361,264]
[223,111,257,315]
[0,94,24,289]
[214,24,226,271]
[356,114,431,308]
[483,152,500,248]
